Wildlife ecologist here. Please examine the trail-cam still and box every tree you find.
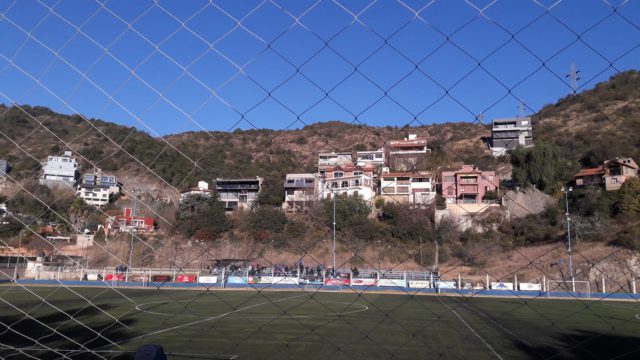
[510,142,571,192]
[176,194,230,240]
[322,194,371,231]
[613,178,640,216]
[245,207,287,242]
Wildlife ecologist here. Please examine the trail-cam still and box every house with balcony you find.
[105,208,154,235]
[380,170,436,206]
[317,151,353,174]
[490,117,533,156]
[179,180,213,203]
[283,174,317,212]
[317,165,375,203]
[441,165,499,205]
[215,177,263,211]
[575,157,638,191]
[387,134,430,171]
[356,148,385,167]
[76,170,120,207]
[40,150,79,188]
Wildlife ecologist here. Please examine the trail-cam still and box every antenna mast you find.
[566,63,581,93]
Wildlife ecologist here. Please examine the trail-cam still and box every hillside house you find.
[317,164,375,202]
[283,174,317,212]
[216,177,263,211]
[40,150,79,188]
[76,170,120,207]
[356,148,385,167]
[490,117,533,156]
[387,134,430,171]
[179,180,212,203]
[380,170,436,206]
[575,157,638,191]
[441,165,499,205]
[317,152,353,174]
[106,208,154,234]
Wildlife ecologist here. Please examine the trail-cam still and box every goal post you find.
[546,279,591,298]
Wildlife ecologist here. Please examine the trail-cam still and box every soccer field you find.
[0,285,639,359]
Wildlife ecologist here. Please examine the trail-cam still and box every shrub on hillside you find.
[176,194,229,240]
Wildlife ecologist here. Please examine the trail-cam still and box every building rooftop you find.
[575,167,605,177]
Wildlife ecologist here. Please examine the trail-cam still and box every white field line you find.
[123,293,309,344]
[135,299,368,319]
[438,297,504,360]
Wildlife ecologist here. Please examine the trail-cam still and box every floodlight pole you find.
[332,189,336,277]
[562,186,575,292]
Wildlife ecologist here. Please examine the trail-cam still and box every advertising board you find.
[351,278,377,286]
[176,274,197,283]
[378,279,406,287]
[436,280,456,289]
[491,282,514,290]
[273,276,299,285]
[518,283,542,291]
[105,273,124,281]
[86,273,100,281]
[324,278,345,286]
[408,280,431,288]
[197,275,218,284]
[227,276,248,284]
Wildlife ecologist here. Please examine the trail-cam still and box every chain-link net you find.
[0,0,639,359]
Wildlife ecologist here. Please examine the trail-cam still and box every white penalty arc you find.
[135,299,369,319]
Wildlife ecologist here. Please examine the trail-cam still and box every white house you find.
[179,181,212,203]
[40,150,79,188]
[380,170,436,206]
[76,171,120,207]
[317,165,375,203]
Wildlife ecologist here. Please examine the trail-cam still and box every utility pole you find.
[419,236,423,266]
[128,189,138,278]
[332,190,337,277]
[562,186,575,292]
[566,63,581,93]
[517,100,526,118]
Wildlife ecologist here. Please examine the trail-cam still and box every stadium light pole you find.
[561,186,574,292]
[332,189,336,277]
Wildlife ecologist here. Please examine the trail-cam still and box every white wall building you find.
[76,171,120,207]
[179,181,212,203]
[380,170,436,206]
[356,148,385,167]
[283,174,317,212]
[317,165,375,203]
[40,150,79,187]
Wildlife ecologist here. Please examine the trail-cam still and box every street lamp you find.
[561,186,574,292]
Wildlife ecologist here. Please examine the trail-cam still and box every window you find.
[353,171,363,176]
[489,176,494,181]
[319,170,325,177]
[611,178,619,184]
[374,154,383,159]
[331,182,338,188]
[286,189,294,195]
[239,194,248,203]
[287,179,294,184]
[352,179,360,187]
[333,171,344,178]
[341,181,349,188]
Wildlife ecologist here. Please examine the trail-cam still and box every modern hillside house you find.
[387,134,430,171]
[40,150,79,188]
[76,170,120,207]
[282,174,317,212]
[356,148,385,167]
[490,117,533,156]
[441,165,499,205]
[317,164,375,203]
[216,177,263,211]
[380,170,436,206]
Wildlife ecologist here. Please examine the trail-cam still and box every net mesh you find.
[0,0,639,359]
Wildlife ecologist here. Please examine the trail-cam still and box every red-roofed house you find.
[575,157,638,191]
[574,167,605,187]
[106,208,155,234]
[441,165,499,205]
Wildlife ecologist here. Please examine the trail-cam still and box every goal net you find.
[546,280,591,298]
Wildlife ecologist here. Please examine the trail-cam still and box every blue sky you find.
[0,0,638,136]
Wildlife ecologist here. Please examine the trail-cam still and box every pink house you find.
[441,165,499,204]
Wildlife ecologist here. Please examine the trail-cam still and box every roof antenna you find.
[566,63,581,93]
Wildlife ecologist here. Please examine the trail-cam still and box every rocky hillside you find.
[2,71,639,197]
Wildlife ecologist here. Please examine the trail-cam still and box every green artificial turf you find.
[0,285,638,359]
